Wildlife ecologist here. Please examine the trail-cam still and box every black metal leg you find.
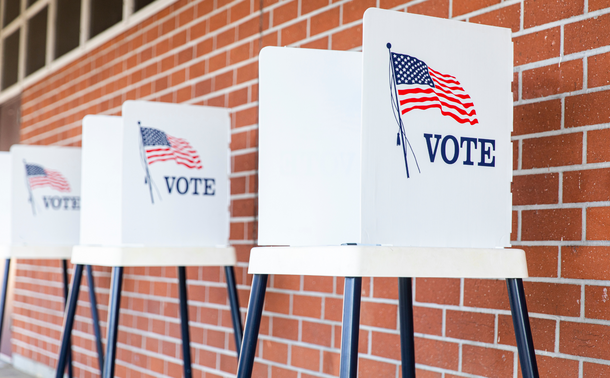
[103,267,124,378]
[507,278,539,378]
[236,274,268,378]
[0,259,10,350]
[86,265,104,374]
[61,260,74,378]
[224,266,243,357]
[55,264,84,378]
[398,277,416,378]
[178,267,193,378]
[339,277,362,378]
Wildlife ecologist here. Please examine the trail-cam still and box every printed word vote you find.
[164,176,216,195]
[424,133,495,167]
[43,196,80,210]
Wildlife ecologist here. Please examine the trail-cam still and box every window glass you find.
[3,0,21,27]
[89,0,123,39]
[26,6,47,76]
[55,0,81,58]
[134,0,156,12]
[2,30,20,89]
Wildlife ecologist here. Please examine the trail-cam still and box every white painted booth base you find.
[71,246,236,267]
[0,245,73,259]
[248,246,528,278]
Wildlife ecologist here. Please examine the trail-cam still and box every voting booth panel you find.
[79,101,231,248]
[0,153,10,246]
[258,10,512,249]
[9,145,81,248]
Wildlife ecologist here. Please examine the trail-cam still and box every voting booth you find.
[0,145,99,378]
[55,102,239,378]
[237,9,538,378]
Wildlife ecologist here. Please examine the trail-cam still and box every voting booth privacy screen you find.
[0,152,10,245]
[259,9,513,249]
[80,101,231,247]
[9,145,81,246]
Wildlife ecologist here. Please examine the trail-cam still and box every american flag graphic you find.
[140,127,202,169]
[391,52,478,125]
[25,164,71,192]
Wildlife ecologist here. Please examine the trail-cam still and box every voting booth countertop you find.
[73,101,235,267]
[0,145,81,259]
[259,9,513,250]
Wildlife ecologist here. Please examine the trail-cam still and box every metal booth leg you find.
[236,274,268,378]
[506,278,539,378]
[398,277,416,378]
[61,260,74,378]
[0,259,10,349]
[103,267,124,378]
[85,265,104,374]
[339,277,362,378]
[224,266,243,357]
[55,264,84,378]
[178,267,193,378]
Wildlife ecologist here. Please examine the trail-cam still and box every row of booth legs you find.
[0,263,540,378]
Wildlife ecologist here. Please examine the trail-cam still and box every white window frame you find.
[0,0,177,103]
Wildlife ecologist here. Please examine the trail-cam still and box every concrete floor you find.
[0,361,33,378]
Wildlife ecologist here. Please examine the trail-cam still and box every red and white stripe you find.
[29,169,71,192]
[145,135,202,169]
[397,67,478,125]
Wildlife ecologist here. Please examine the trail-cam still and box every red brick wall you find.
[12,0,610,377]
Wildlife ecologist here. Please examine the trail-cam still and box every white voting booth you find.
[238,9,538,378]
[57,101,241,378]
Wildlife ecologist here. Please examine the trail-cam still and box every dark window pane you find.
[26,6,47,76]
[55,0,81,58]
[2,30,20,90]
[89,0,122,39]
[27,0,37,8]
[3,0,20,27]
[0,95,21,152]
[134,0,155,12]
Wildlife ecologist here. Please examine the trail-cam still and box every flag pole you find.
[138,122,155,204]
[387,43,411,178]
[23,160,36,215]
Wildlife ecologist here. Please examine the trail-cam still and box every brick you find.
[301,321,332,347]
[521,59,583,99]
[470,3,520,32]
[586,207,610,240]
[566,90,610,127]
[588,52,610,88]
[463,279,510,310]
[322,351,340,376]
[291,345,320,371]
[407,0,449,18]
[273,275,300,290]
[521,133,583,169]
[264,292,290,314]
[272,1,298,27]
[280,20,306,46]
[585,285,610,320]
[584,362,610,376]
[514,27,560,66]
[293,295,322,318]
[522,246,559,278]
[587,128,610,163]
[565,13,610,54]
[453,0,499,17]
[301,0,328,15]
[524,0,583,28]
[358,357,397,378]
[413,306,442,336]
[522,355,579,378]
[497,315,556,352]
[331,24,362,51]
[462,344,513,378]
[271,317,298,340]
[524,281,581,316]
[445,310,495,343]
[513,142,518,171]
[512,173,559,205]
[361,301,397,329]
[521,208,582,241]
[310,7,340,36]
[562,246,610,280]
[564,168,610,203]
[513,100,562,136]
[415,337,459,370]
[415,278,460,305]
[303,276,333,293]
[342,0,375,24]
[271,366,297,378]
[371,331,400,360]
[560,321,610,359]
